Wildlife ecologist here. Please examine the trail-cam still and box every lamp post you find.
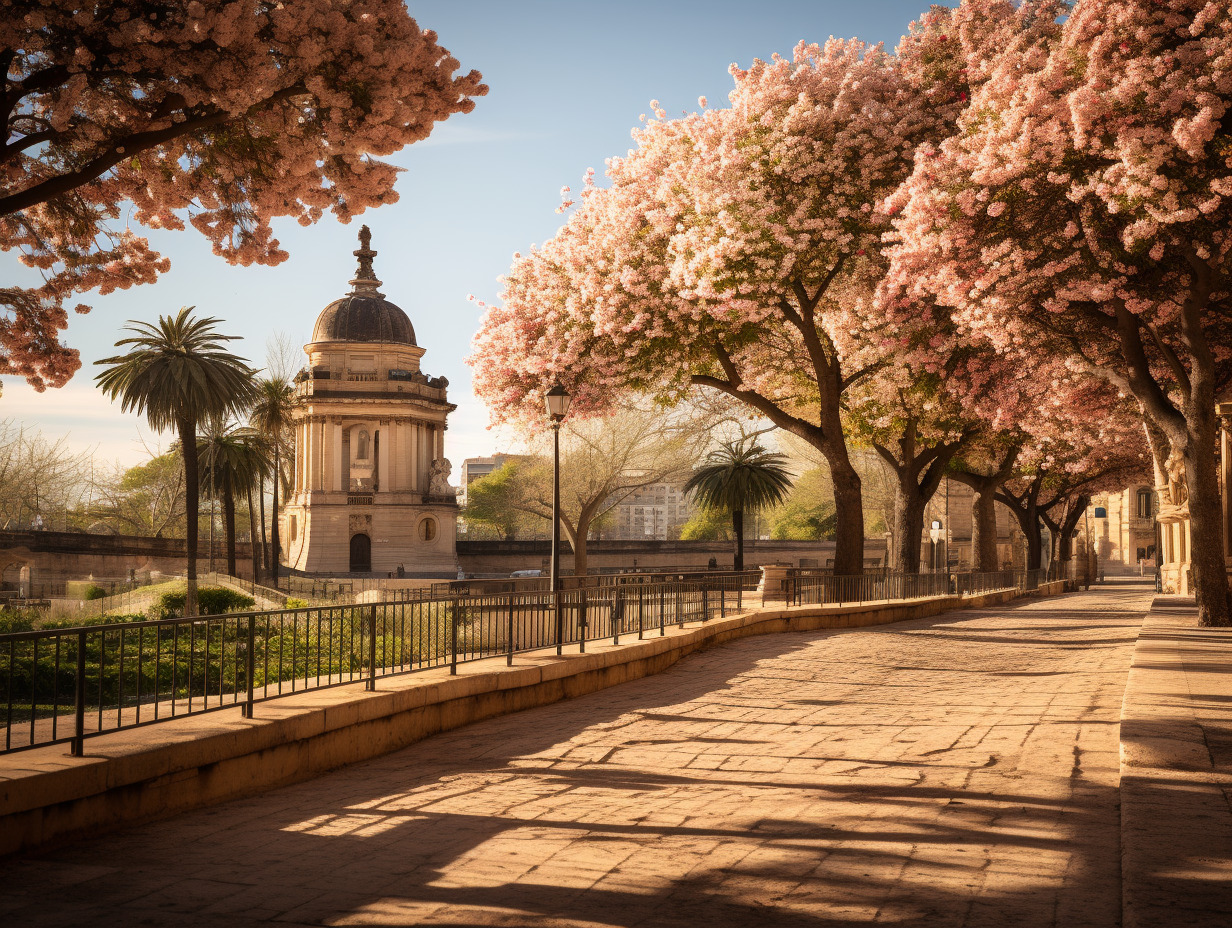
[545,383,571,655]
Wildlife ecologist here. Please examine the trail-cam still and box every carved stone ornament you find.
[428,458,454,496]
[348,514,372,534]
[1164,449,1188,507]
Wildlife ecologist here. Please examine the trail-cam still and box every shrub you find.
[83,584,107,601]
[154,586,256,619]
[284,597,310,609]
[0,609,39,633]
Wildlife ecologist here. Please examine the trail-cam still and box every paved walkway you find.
[0,582,1154,927]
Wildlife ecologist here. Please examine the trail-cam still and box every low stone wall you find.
[0,587,1028,857]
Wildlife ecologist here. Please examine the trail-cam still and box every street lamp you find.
[930,519,943,573]
[545,383,571,655]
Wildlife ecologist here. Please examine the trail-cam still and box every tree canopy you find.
[1,0,486,389]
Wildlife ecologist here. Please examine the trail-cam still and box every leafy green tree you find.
[249,376,296,584]
[95,309,257,615]
[199,426,268,577]
[770,469,838,541]
[463,461,545,540]
[685,440,793,571]
[679,506,734,542]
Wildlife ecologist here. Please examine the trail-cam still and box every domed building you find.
[282,227,459,576]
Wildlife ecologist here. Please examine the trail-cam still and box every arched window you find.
[1136,489,1153,519]
[356,429,371,460]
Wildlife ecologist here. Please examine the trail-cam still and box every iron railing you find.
[0,567,1035,756]
[778,568,1048,606]
[0,572,759,756]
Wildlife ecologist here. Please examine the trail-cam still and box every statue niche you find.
[349,425,375,492]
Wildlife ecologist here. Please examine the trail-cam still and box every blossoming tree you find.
[996,389,1150,572]
[471,7,1034,575]
[1,0,486,389]
[886,0,1232,623]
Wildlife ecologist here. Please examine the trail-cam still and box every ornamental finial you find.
[349,224,382,293]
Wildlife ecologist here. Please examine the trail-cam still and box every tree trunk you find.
[248,483,260,584]
[829,459,863,575]
[571,528,587,579]
[971,483,1000,572]
[733,507,744,571]
[1114,293,1227,623]
[270,445,281,588]
[1005,498,1044,571]
[258,472,268,575]
[1058,495,1089,566]
[178,419,199,617]
[1182,415,1230,626]
[891,475,927,575]
[223,489,237,577]
[1024,516,1043,571]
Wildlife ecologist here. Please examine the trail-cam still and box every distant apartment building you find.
[458,454,516,507]
[612,483,692,541]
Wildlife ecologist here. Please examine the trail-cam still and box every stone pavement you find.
[0,581,1154,927]
[1119,594,1232,928]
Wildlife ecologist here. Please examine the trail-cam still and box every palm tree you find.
[248,376,296,587]
[685,439,794,571]
[95,309,257,615]
[199,425,268,577]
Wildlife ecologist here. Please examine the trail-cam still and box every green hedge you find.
[154,586,256,619]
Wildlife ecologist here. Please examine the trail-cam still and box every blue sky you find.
[2,0,946,465]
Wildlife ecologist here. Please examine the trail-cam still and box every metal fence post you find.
[70,630,86,756]
[450,598,459,676]
[507,594,515,667]
[244,615,256,717]
[366,605,378,691]
[702,587,709,622]
[612,588,621,647]
[579,589,587,654]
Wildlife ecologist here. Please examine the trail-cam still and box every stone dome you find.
[313,294,416,345]
[311,226,416,346]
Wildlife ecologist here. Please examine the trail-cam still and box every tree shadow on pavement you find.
[0,591,1148,927]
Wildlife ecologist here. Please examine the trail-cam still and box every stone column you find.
[301,419,312,493]
[294,422,303,493]
[311,418,325,491]
[378,420,391,494]
[329,420,341,492]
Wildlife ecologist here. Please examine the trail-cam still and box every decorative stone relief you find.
[428,458,454,497]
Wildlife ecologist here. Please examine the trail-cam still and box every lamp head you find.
[544,383,571,422]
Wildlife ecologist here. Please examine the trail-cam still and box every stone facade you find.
[282,228,459,577]
[1090,403,1232,592]
[1090,484,1159,574]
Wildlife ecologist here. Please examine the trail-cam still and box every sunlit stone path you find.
[0,580,1154,927]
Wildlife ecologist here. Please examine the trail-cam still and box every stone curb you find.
[0,587,1027,856]
[1119,596,1232,928]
